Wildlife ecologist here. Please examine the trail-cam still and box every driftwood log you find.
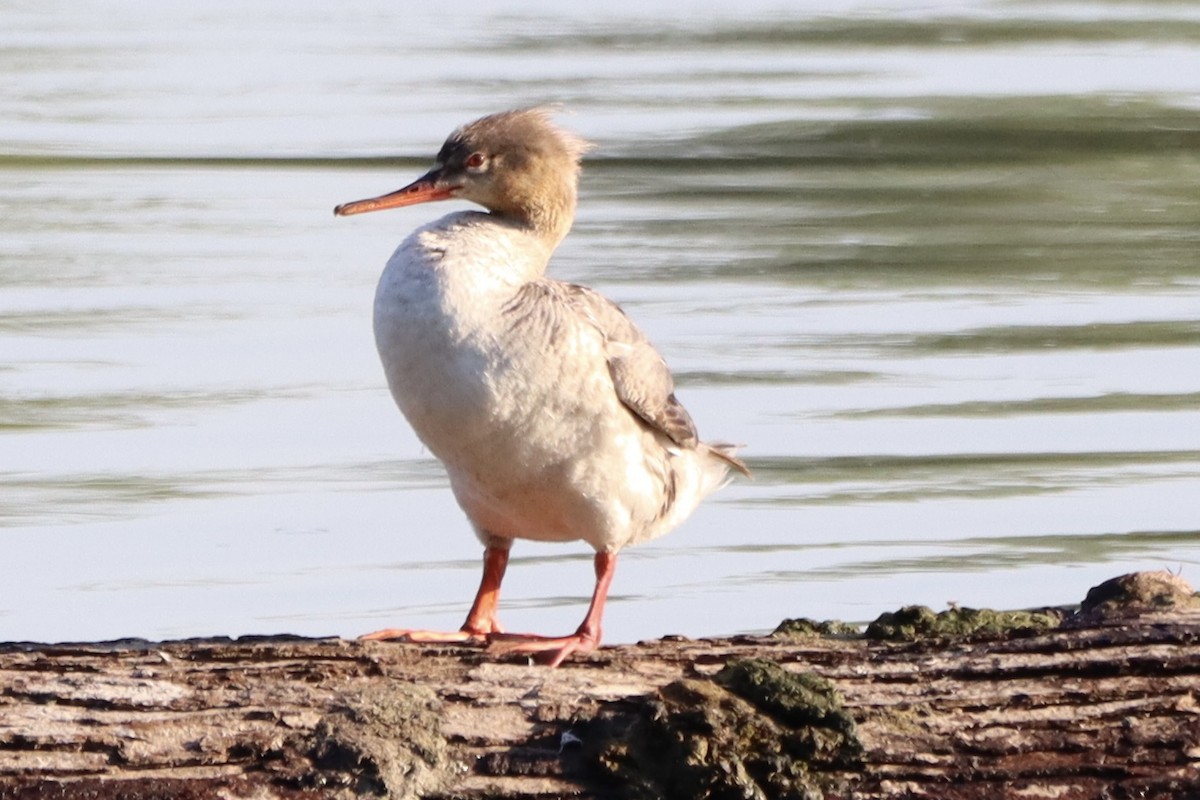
[2,571,1199,799]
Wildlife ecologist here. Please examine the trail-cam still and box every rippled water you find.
[2,0,1198,645]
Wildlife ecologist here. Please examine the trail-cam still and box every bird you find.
[334,107,748,667]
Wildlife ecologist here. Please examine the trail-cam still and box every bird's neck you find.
[492,171,578,251]
[523,190,576,249]
[409,212,555,289]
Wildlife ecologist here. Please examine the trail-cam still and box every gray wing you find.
[562,284,699,449]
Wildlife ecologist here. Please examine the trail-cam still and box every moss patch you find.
[772,618,862,639]
[592,658,862,799]
[865,605,1063,642]
[1079,570,1200,618]
[306,683,449,799]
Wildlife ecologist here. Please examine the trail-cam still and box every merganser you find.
[335,108,748,667]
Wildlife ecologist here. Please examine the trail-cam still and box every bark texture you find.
[2,571,1199,799]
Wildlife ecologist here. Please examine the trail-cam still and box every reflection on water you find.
[1,1,1198,645]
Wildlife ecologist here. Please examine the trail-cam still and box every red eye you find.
[465,152,486,169]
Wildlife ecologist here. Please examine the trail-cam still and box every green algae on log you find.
[592,658,862,800]
[771,618,862,639]
[773,601,1065,644]
[856,569,1200,642]
[863,604,1065,642]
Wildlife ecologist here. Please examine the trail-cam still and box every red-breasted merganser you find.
[335,108,748,666]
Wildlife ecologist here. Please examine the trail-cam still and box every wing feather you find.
[561,284,699,449]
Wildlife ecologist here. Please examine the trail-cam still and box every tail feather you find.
[640,440,750,546]
[705,441,752,479]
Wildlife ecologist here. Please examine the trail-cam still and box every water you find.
[2,1,1198,645]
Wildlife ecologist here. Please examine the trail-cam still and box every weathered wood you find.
[2,571,1199,799]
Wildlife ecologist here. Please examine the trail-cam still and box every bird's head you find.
[335,107,592,244]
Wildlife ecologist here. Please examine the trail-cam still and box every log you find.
[2,571,1199,799]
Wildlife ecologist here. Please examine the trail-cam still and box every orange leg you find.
[488,551,616,668]
[359,545,509,643]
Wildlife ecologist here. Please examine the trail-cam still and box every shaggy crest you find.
[444,106,594,177]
